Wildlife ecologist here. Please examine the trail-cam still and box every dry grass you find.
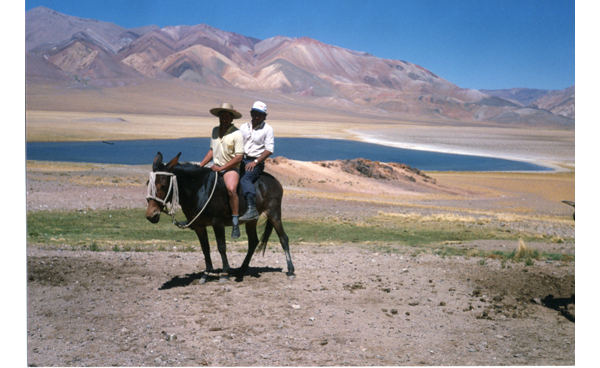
[26,161,110,172]
[376,212,484,224]
[515,239,537,260]
[25,79,413,143]
[431,171,575,203]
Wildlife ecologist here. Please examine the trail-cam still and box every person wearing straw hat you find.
[198,102,244,239]
[239,101,274,221]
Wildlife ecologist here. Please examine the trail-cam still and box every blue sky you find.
[24,0,575,91]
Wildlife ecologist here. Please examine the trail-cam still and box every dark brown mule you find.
[145,152,295,283]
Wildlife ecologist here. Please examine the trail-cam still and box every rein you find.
[147,170,218,229]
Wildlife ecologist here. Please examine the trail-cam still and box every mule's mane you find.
[173,162,212,176]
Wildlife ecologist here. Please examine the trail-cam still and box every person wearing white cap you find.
[239,101,274,221]
[198,102,244,238]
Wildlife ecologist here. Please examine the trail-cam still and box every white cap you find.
[251,101,267,114]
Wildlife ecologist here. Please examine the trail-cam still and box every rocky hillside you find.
[481,86,574,120]
[26,6,574,127]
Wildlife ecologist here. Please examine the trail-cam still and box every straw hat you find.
[210,102,242,119]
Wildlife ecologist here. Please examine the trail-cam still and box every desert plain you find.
[24,79,578,366]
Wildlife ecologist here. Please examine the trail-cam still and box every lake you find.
[26,137,552,172]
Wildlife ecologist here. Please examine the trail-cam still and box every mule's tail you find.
[257,215,273,256]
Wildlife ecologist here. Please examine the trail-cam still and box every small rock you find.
[292,304,301,309]
[162,331,177,341]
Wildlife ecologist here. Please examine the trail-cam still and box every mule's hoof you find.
[287,273,296,281]
[192,274,208,285]
[219,274,230,283]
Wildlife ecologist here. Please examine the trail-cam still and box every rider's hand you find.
[245,161,257,171]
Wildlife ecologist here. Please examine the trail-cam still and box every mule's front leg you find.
[194,226,212,284]
[212,224,231,283]
[235,221,259,279]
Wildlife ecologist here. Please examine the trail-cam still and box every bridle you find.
[146,170,218,229]
[146,171,178,212]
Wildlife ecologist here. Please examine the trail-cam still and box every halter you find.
[146,171,179,214]
[146,170,218,229]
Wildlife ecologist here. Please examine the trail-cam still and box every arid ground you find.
[26,156,575,366]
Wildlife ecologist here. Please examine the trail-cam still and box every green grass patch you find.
[283,219,554,246]
[27,209,202,251]
[27,208,573,263]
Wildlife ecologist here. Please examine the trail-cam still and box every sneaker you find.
[231,224,240,239]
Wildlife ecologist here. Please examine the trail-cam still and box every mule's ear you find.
[152,152,163,171]
[165,152,182,172]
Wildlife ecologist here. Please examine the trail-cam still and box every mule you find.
[145,152,295,283]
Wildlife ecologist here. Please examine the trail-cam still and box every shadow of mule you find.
[159,266,284,289]
[541,294,575,322]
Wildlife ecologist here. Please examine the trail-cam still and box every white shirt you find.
[239,121,274,158]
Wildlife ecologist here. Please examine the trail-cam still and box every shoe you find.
[231,224,240,239]
[239,195,260,221]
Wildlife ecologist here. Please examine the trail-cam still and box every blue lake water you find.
[26,137,551,172]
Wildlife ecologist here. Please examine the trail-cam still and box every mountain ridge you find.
[25,6,574,125]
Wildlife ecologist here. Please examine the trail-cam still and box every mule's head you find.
[145,152,181,223]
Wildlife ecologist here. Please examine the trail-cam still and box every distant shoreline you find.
[349,130,570,172]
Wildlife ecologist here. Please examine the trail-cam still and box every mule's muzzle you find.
[146,212,161,223]
[145,201,162,223]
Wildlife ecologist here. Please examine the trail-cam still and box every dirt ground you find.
[25,161,575,366]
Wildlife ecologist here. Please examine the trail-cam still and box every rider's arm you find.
[256,149,272,164]
[198,150,213,167]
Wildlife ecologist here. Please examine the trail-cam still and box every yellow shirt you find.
[210,125,244,168]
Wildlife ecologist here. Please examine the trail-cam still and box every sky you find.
[24,0,575,91]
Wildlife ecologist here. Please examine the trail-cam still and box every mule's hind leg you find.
[194,226,212,284]
[269,216,295,279]
[236,221,259,279]
[212,224,231,283]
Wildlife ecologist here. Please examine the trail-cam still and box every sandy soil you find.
[27,246,574,367]
[25,159,576,366]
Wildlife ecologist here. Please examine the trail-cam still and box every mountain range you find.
[25,6,574,126]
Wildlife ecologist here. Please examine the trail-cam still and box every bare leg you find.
[223,170,239,216]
